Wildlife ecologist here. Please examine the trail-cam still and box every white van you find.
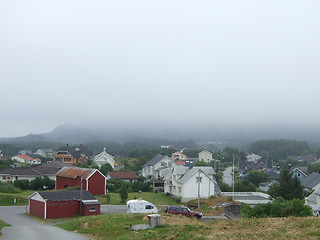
[126,199,159,214]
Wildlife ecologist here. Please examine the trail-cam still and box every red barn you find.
[29,190,100,219]
[55,167,106,195]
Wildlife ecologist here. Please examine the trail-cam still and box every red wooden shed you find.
[29,190,100,219]
[55,167,106,195]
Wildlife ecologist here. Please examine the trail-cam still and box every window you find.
[297,173,301,177]
[182,208,189,212]
[178,187,181,193]
[196,177,202,183]
[15,176,18,180]
[2,176,5,180]
[173,175,176,180]
[145,205,154,209]
[89,207,96,212]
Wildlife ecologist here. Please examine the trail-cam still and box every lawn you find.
[0,220,10,237]
[95,192,180,206]
[57,213,320,240]
[0,190,34,206]
[0,190,180,206]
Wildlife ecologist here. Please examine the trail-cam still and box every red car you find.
[164,206,203,219]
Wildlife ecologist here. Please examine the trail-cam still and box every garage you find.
[29,190,100,219]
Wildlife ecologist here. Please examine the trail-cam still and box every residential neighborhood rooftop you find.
[34,190,97,201]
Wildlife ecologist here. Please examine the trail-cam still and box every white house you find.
[164,166,221,202]
[12,155,41,165]
[141,154,177,178]
[171,151,188,161]
[34,149,53,158]
[246,153,262,162]
[0,161,67,182]
[305,188,320,216]
[198,148,213,163]
[93,148,115,168]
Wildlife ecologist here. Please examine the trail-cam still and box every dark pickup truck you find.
[164,206,203,219]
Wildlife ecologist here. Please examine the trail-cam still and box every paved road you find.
[0,206,88,240]
[100,204,127,214]
[223,166,234,187]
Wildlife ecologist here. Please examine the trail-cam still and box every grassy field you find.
[0,220,10,237]
[95,192,180,206]
[57,213,320,240]
[0,190,179,206]
[0,190,34,206]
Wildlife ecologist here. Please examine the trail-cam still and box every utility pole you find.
[153,166,155,205]
[80,175,83,216]
[197,169,201,210]
[232,158,235,200]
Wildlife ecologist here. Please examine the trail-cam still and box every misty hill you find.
[1,123,320,148]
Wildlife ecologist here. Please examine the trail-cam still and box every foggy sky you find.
[1,0,320,138]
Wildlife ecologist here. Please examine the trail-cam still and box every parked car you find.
[126,199,158,214]
[164,206,202,219]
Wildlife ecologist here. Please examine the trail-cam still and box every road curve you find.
[0,206,88,240]
[223,166,234,187]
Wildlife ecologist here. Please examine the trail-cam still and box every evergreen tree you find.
[119,186,128,203]
[269,169,305,200]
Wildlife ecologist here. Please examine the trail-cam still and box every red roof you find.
[175,160,185,166]
[16,154,34,160]
[56,167,96,179]
[107,172,138,179]
[35,158,42,162]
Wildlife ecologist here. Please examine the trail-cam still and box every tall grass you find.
[0,182,21,193]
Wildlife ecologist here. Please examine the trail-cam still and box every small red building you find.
[106,171,138,183]
[29,190,100,219]
[55,167,106,195]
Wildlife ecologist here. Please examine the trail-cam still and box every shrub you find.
[106,194,111,204]
[241,198,313,218]
[13,180,30,190]
[119,186,128,203]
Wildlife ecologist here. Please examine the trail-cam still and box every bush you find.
[13,180,30,190]
[241,198,313,218]
[106,194,111,204]
[119,186,128,203]
[30,177,55,191]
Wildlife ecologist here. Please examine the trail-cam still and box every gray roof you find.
[32,162,69,175]
[142,154,168,168]
[176,166,215,184]
[0,167,40,176]
[56,145,93,158]
[0,162,67,176]
[174,165,189,175]
[302,172,320,189]
[35,190,97,201]
[267,170,280,181]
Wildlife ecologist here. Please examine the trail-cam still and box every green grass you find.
[0,190,34,206]
[57,214,147,239]
[0,220,11,237]
[0,190,179,206]
[95,192,180,205]
[57,215,320,240]
[0,182,21,193]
